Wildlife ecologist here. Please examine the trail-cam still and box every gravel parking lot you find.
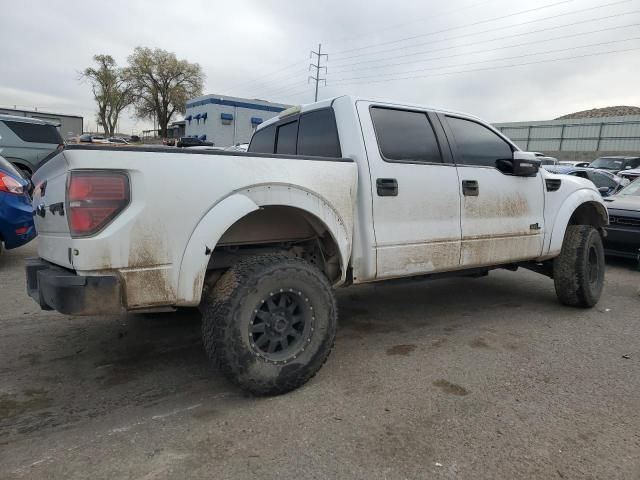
[1,241,639,479]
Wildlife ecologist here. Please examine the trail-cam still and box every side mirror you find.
[598,186,610,196]
[495,156,540,177]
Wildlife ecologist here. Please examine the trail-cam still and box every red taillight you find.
[0,173,24,194]
[67,172,130,237]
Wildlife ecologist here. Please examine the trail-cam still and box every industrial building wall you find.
[494,115,640,161]
[184,95,288,147]
[0,108,83,138]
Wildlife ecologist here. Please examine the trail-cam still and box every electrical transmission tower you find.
[309,44,328,102]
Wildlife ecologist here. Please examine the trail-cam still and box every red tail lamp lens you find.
[67,172,129,236]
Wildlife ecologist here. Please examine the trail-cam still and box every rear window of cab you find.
[248,108,341,158]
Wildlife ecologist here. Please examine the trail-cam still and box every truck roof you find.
[256,95,485,131]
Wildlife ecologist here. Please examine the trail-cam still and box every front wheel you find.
[200,254,337,396]
[553,225,605,308]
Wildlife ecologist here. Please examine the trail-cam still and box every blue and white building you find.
[184,94,290,147]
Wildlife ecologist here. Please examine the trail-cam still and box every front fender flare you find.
[547,189,608,255]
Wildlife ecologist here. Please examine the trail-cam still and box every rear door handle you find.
[462,180,479,196]
[376,178,398,196]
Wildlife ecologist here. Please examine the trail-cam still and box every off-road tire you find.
[553,225,605,308]
[200,254,337,396]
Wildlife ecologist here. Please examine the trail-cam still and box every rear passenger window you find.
[248,124,276,153]
[446,116,512,167]
[297,109,341,158]
[370,107,442,163]
[276,121,298,155]
[4,121,63,144]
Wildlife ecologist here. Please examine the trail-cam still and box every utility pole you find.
[309,43,328,102]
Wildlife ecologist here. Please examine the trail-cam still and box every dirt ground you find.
[1,241,639,479]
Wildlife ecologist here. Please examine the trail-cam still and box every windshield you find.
[591,157,624,170]
[618,180,640,196]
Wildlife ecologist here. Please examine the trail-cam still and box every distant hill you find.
[555,106,640,120]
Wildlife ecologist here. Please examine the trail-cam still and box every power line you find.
[329,20,640,75]
[329,35,640,83]
[227,58,309,94]
[327,45,640,87]
[326,0,499,48]
[308,44,328,102]
[257,80,311,99]
[331,0,576,57]
[329,6,640,71]
[225,0,501,99]
[330,0,633,65]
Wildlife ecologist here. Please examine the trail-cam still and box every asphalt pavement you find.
[1,241,639,479]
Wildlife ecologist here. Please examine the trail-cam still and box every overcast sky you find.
[1,0,639,134]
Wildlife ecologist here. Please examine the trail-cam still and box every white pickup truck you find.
[27,96,608,395]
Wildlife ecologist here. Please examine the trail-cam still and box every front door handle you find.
[462,180,479,196]
[376,178,398,196]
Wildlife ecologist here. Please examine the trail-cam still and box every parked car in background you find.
[177,136,214,148]
[603,180,640,263]
[78,134,110,144]
[0,155,36,254]
[107,137,129,144]
[532,152,558,166]
[544,166,624,197]
[558,160,591,168]
[589,156,640,174]
[617,168,640,184]
[224,143,249,152]
[129,135,141,143]
[0,114,64,177]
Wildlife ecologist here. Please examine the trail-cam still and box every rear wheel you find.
[200,254,337,396]
[553,225,605,308]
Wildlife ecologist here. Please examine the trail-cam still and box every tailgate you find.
[32,151,73,268]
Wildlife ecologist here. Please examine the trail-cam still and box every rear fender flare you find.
[176,193,259,305]
[176,185,352,306]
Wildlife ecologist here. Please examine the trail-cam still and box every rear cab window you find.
[248,108,341,158]
[248,125,276,153]
[4,121,63,144]
[275,121,298,155]
[297,109,341,157]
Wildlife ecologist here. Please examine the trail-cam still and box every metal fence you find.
[493,115,640,153]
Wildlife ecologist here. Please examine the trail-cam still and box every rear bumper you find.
[26,257,124,315]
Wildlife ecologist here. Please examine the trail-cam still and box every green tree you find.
[81,55,133,136]
[126,47,204,138]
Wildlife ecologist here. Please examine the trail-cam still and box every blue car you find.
[0,155,36,252]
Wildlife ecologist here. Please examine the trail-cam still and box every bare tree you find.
[81,55,134,136]
[126,47,204,138]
